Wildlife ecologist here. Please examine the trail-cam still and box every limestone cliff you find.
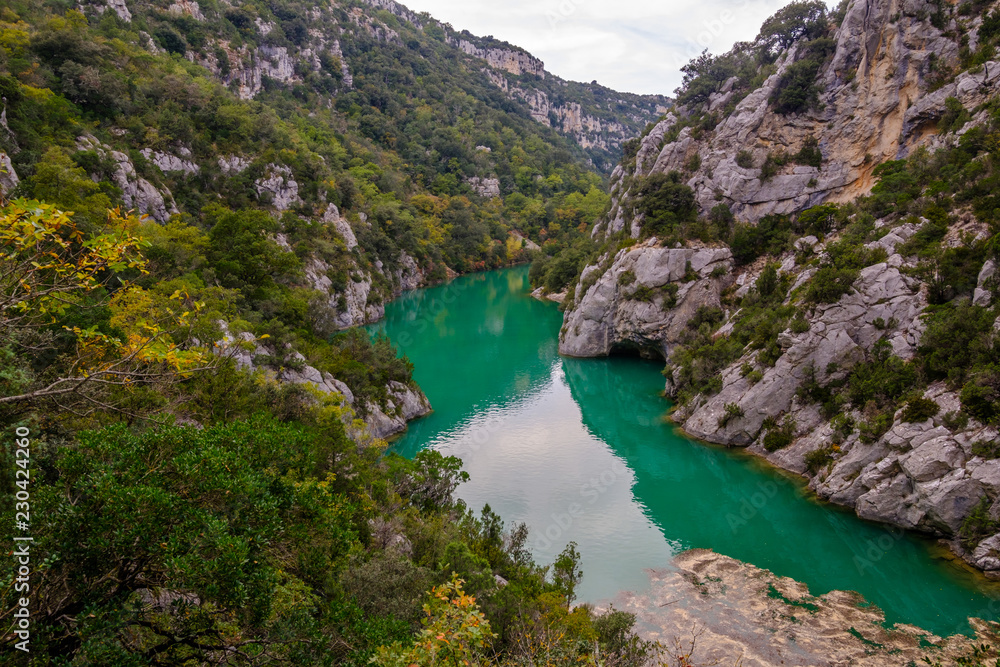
[560,241,733,357]
[215,322,431,439]
[559,0,1000,575]
[594,0,1000,233]
[356,0,670,170]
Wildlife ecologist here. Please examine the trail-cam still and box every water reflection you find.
[381,266,999,636]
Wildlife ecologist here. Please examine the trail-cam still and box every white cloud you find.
[397,0,831,95]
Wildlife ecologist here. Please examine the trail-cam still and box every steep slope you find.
[355,0,672,171]
[0,0,670,434]
[1,0,647,323]
[594,0,996,232]
[554,0,1000,575]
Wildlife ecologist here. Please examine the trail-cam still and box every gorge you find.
[4,0,1000,663]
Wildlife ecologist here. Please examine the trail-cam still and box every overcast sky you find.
[399,0,823,96]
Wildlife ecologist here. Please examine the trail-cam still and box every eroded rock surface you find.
[214,323,430,439]
[604,549,999,667]
[593,0,1000,233]
[560,242,732,358]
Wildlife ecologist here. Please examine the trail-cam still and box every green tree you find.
[208,209,300,292]
[27,147,114,228]
[756,1,828,55]
[552,542,583,605]
[637,171,697,238]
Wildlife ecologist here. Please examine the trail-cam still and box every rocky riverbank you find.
[605,549,1000,667]
[555,0,1000,579]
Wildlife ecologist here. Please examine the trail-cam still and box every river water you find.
[372,265,999,636]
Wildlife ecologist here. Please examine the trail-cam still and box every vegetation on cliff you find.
[0,0,670,662]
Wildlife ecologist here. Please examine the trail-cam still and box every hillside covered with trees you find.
[0,0,672,663]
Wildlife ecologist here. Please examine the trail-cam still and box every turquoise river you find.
[371,265,1000,637]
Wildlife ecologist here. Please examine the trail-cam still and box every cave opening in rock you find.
[607,341,665,362]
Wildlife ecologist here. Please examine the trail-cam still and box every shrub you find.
[760,152,787,181]
[794,136,823,168]
[972,438,1000,459]
[730,214,793,265]
[661,283,680,308]
[736,150,755,169]
[757,1,829,55]
[343,555,432,624]
[632,285,655,302]
[718,402,746,427]
[762,416,796,451]
[770,38,835,114]
[959,497,998,550]
[858,412,893,443]
[757,263,779,297]
[804,266,857,303]
[541,247,590,292]
[919,303,998,386]
[709,203,735,238]
[796,203,838,234]
[805,445,835,474]
[831,413,855,443]
[939,97,972,134]
[208,209,300,293]
[689,306,725,330]
[942,410,970,431]
[847,340,917,411]
[900,397,940,423]
[961,372,1000,424]
[636,171,697,238]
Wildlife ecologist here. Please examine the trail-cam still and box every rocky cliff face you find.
[450,38,545,78]
[216,323,430,439]
[561,0,1000,575]
[560,241,732,358]
[595,0,999,232]
[356,0,669,169]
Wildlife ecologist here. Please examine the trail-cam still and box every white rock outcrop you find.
[465,176,501,199]
[255,164,301,211]
[76,136,177,222]
[141,148,199,176]
[214,323,430,439]
[594,0,998,232]
[0,152,19,196]
[560,242,733,358]
[324,205,358,250]
[974,259,996,308]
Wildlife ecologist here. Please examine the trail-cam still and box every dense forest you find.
[0,0,669,664]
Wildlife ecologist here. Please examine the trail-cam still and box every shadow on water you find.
[378,265,1000,637]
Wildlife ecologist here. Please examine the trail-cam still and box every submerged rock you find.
[604,549,1000,667]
